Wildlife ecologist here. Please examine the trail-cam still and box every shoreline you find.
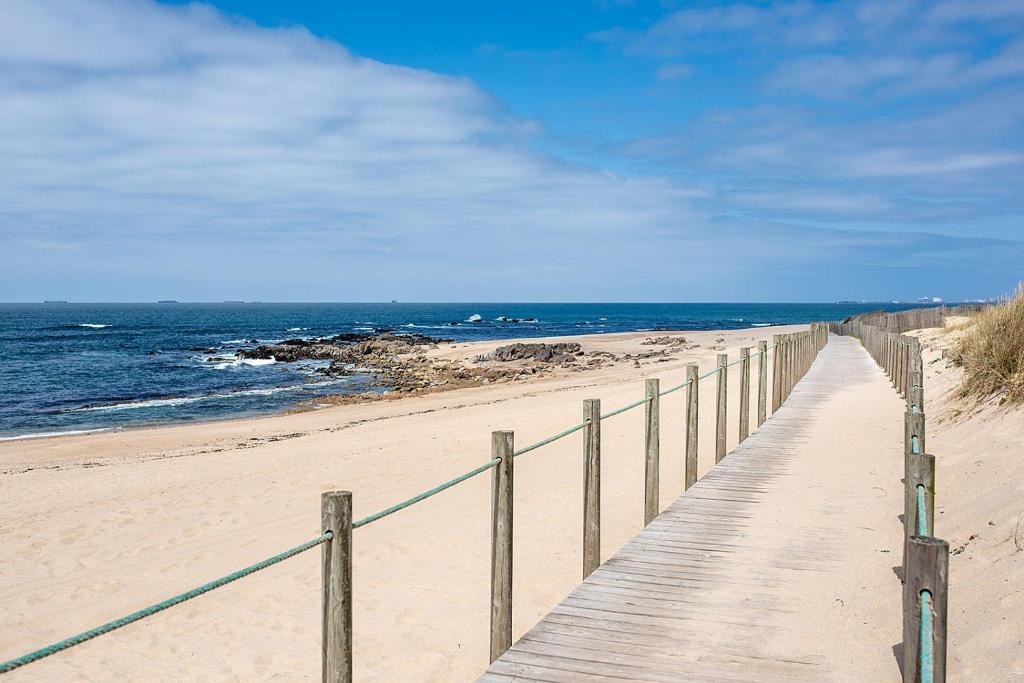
[2,323,804,680]
[0,324,794,450]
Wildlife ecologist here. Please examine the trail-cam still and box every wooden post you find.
[757,340,768,427]
[905,411,926,458]
[739,347,750,443]
[715,354,727,463]
[771,335,783,412]
[644,379,660,526]
[684,364,699,490]
[905,451,936,569]
[784,335,793,399]
[909,450,937,536]
[903,536,949,682]
[583,399,601,578]
[490,430,514,662]
[908,338,924,413]
[322,491,353,683]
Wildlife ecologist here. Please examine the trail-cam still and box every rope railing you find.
[0,532,332,674]
[0,329,827,680]
[830,314,947,682]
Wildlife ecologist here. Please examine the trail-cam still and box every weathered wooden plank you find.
[478,334,874,683]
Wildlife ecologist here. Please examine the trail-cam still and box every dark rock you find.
[485,342,582,363]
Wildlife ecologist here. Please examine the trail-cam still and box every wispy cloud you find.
[0,0,1019,301]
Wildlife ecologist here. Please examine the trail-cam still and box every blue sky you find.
[1,0,1022,302]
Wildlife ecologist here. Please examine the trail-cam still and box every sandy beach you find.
[1,325,800,681]
[4,320,1019,681]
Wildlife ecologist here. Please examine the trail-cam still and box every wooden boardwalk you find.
[479,335,904,682]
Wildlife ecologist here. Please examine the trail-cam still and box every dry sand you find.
[1,325,800,681]
[911,323,1024,680]
[1,321,1017,681]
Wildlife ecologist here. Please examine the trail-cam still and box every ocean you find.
[0,302,934,440]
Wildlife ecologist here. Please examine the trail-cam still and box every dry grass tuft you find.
[955,285,1024,404]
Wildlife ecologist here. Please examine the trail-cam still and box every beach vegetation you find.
[954,284,1024,404]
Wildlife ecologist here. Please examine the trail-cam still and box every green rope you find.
[514,420,591,457]
[0,532,331,674]
[699,367,721,380]
[659,378,692,397]
[600,396,650,420]
[916,484,928,536]
[353,458,500,528]
[920,590,934,683]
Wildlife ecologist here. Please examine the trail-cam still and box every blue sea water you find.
[0,302,934,439]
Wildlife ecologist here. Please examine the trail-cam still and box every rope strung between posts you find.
[920,590,935,683]
[514,421,590,457]
[916,485,928,536]
[0,335,794,674]
[353,458,500,528]
[0,532,332,675]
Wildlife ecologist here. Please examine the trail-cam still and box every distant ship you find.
[157,299,179,304]
[43,299,68,304]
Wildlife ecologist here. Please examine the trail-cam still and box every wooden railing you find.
[1,323,832,681]
[829,314,948,683]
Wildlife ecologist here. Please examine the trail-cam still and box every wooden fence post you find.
[757,340,767,426]
[739,347,751,442]
[715,354,728,463]
[685,364,699,490]
[322,491,353,683]
[784,335,794,399]
[905,451,935,571]
[903,536,949,682]
[583,399,601,578]
[771,335,783,412]
[490,430,514,662]
[908,338,924,413]
[644,379,660,526]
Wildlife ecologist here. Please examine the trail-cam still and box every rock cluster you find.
[640,336,688,346]
[480,342,583,364]
[236,333,534,399]
[238,333,447,364]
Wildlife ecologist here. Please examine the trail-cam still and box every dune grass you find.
[955,285,1024,404]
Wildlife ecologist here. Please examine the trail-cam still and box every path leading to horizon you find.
[481,335,907,682]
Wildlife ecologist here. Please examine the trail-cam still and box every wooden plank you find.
[583,399,601,579]
[645,379,660,526]
[321,491,353,683]
[715,354,728,462]
[739,347,751,443]
[490,431,514,662]
[685,363,699,491]
[479,336,885,682]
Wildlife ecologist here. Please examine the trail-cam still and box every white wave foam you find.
[209,357,277,369]
[0,427,117,441]
[78,323,111,329]
[353,327,373,331]
[72,382,339,413]
[752,323,771,327]
[286,327,308,332]
[466,314,482,322]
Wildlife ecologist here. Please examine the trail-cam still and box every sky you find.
[1,0,1022,302]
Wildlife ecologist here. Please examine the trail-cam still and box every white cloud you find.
[0,0,1018,301]
[0,0,720,300]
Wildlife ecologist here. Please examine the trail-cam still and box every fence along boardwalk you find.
[479,334,905,682]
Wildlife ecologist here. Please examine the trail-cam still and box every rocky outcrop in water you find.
[478,342,583,364]
[238,333,448,364]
